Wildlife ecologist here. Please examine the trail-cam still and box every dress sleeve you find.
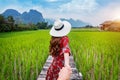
[62,37,71,55]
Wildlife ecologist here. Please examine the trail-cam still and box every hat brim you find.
[50,21,71,37]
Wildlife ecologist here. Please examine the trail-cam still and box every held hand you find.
[65,65,71,69]
[58,66,72,80]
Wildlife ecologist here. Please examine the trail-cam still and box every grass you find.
[0,29,120,80]
[71,28,100,32]
[69,30,120,80]
[0,30,50,80]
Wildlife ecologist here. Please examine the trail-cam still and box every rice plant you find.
[0,29,120,80]
[69,31,120,80]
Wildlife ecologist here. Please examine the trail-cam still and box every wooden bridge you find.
[37,55,82,80]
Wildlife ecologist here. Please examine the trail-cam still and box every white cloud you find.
[1,0,99,24]
[1,0,120,26]
[59,0,99,13]
[40,0,100,22]
[56,0,120,25]
[46,0,58,2]
[85,2,120,25]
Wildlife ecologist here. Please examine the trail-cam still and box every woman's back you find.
[46,36,70,80]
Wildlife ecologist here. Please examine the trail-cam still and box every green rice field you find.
[0,29,120,80]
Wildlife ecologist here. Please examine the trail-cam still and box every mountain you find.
[21,9,45,24]
[2,9,45,24]
[2,9,88,26]
[61,18,89,27]
[45,18,89,27]
[2,9,21,23]
[2,9,21,17]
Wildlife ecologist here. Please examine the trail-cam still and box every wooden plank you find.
[37,55,82,80]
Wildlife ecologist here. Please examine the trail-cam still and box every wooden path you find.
[37,55,82,80]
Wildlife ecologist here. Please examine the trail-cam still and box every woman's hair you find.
[49,36,61,56]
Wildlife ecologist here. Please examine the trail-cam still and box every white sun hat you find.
[50,19,71,37]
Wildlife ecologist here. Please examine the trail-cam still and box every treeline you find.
[72,25,97,28]
[0,15,52,32]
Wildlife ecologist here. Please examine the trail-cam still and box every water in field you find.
[0,29,120,80]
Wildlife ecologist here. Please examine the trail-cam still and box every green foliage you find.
[7,16,15,31]
[0,15,52,32]
[7,16,15,23]
[36,22,51,29]
[0,29,119,80]
[0,30,50,80]
[0,15,4,24]
[0,15,15,32]
[69,31,120,80]
[71,28,100,32]
[13,24,38,31]
[0,24,11,32]
[36,22,47,29]
[84,25,93,28]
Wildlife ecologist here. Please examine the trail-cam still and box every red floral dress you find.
[46,36,71,80]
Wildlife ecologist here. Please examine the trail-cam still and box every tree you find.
[0,15,6,32]
[36,22,48,29]
[0,15,4,24]
[85,25,93,28]
[47,24,53,29]
[7,16,15,31]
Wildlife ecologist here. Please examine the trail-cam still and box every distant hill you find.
[61,18,89,27]
[2,9,89,27]
[45,18,89,27]
[2,9,45,24]
[2,9,21,17]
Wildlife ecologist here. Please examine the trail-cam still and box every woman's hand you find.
[58,66,72,80]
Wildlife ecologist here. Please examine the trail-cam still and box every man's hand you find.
[58,66,72,80]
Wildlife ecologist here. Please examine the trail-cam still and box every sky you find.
[0,0,120,25]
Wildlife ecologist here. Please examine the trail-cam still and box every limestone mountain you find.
[2,9,45,24]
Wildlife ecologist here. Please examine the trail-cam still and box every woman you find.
[46,19,72,80]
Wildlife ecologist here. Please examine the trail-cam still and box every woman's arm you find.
[64,53,70,67]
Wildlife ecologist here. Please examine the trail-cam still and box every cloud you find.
[85,2,120,25]
[56,0,120,25]
[46,0,58,2]
[32,0,101,24]
[1,0,120,25]
[59,0,99,13]
[42,0,99,24]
